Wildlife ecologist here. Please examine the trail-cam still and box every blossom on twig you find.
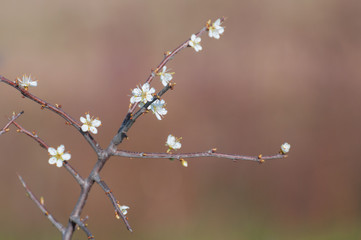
[115,204,130,219]
[17,74,38,90]
[80,113,101,134]
[148,99,167,120]
[130,83,155,104]
[166,134,182,153]
[280,142,291,154]
[157,66,174,86]
[189,34,202,52]
[207,18,225,39]
[48,145,71,168]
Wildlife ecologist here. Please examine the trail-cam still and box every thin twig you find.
[0,111,24,135]
[94,176,132,232]
[70,216,94,239]
[17,174,65,233]
[112,149,287,162]
[12,121,49,149]
[0,75,102,153]
[12,121,85,185]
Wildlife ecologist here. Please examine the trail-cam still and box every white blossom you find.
[281,142,291,154]
[130,83,155,104]
[148,99,167,120]
[117,204,130,216]
[189,34,202,52]
[17,74,38,89]
[48,145,71,168]
[80,113,101,134]
[157,66,174,86]
[166,134,182,153]
[208,18,224,39]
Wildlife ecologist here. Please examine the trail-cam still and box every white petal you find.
[81,124,89,132]
[80,117,86,123]
[142,83,150,91]
[90,127,98,134]
[214,19,221,26]
[56,160,63,167]
[49,157,57,164]
[62,153,71,160]
[155,113,162,120]
[92,119,101,127]
[162,66,167,73]
[86,114,91,121]
[48,147,57,156]
[173,142,181,149]
[148,88,155,94]
[57,145,65,154]
[30,81,38,87]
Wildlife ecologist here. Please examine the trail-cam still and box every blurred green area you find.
[1,0,361,239]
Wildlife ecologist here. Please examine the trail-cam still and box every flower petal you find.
[90,126,98,134]
[81,125,89,132]
[48,147,57,156]
[56,160,63,167]
[62,153,71,161]
[92,119,101,127]
[80,116,86,123]
[57,145,65,154]
[49,157,57,164]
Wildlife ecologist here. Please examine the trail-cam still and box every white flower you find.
[208,18,224,39]
[189,34,202,52]
[281,142,291,154]
[157,66,174,86]
[166,134,182,153]
[130,83,155,104]
[48,145,71,168]
[116,204,130,219]
[148,99,167,120]
[80,113,101,134]
[17,74,38,89]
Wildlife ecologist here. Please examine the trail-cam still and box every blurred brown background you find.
[1,0,361,239]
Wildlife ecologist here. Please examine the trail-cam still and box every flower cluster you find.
[188,18,225,52]
[130,82,168,120]
[48,145,71,168]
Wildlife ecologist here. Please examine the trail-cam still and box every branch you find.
[93,175,133,232]
[0,111,24,135]
[12,121,85,185]
[109,17,225,148]
[69,216,94,239]
[0,75,101,153]
[112,148,288,163]
[18,174,65,233]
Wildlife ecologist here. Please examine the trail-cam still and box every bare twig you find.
[0,75,102,153]
[0,111,24,135]
[17,174,65,233]
[70,216,94,239]
[94,175,132,232]
[112,149,287,162]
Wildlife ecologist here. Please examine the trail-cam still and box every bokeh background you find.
[1,0,361,239]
